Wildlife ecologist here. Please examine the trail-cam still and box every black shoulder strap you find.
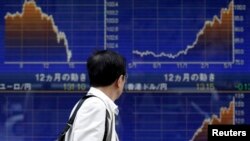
[103,110,109,141]
[68,95,95,127]
[56,95,109,141]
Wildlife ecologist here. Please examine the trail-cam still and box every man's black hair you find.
[87,50,126,87]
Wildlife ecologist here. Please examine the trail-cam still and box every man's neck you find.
[96,86,117,101]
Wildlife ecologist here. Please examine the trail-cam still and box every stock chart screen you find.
[0,0,248,93]
[0,0,249,141]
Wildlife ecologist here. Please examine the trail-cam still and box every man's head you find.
[87,50,126,99]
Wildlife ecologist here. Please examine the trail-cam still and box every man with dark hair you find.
[65,50,126,141]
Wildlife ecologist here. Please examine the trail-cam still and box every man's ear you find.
[117,75,124,88]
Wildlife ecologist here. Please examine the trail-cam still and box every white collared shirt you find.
[65,87,119,141]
